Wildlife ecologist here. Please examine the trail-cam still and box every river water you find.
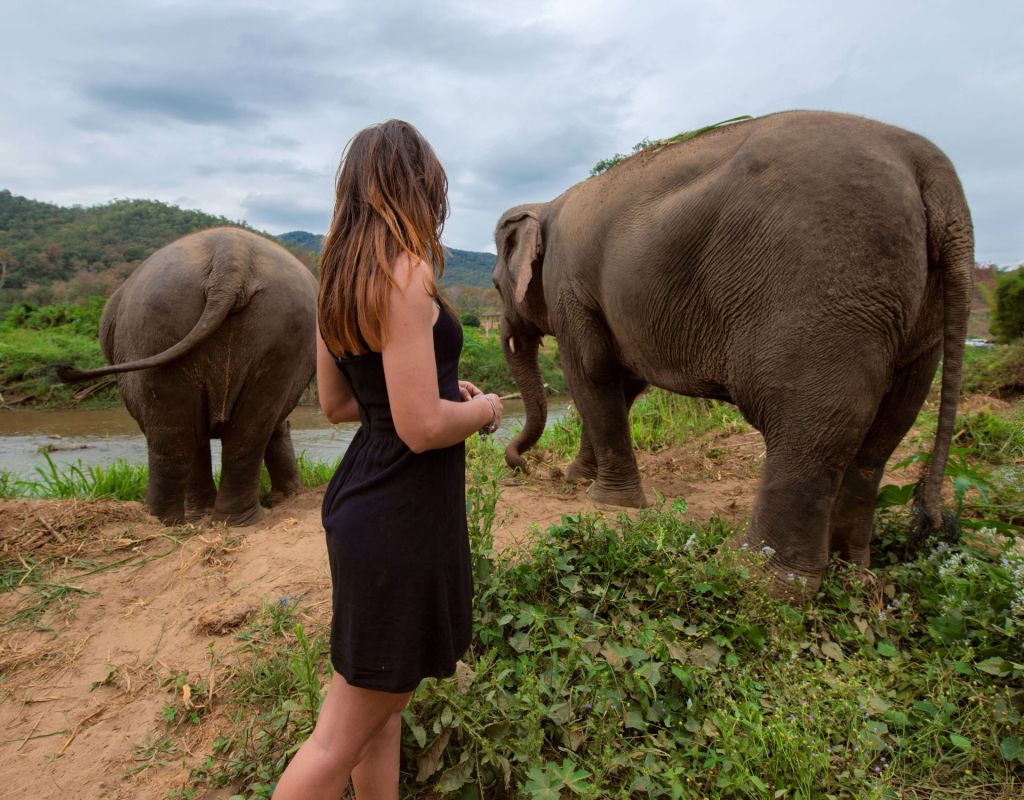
[0,397,572,479]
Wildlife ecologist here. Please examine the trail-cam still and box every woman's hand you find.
[458,380,482,401]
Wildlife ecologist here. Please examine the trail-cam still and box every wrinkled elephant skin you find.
[492,111,973,596]
[57,228,318,526]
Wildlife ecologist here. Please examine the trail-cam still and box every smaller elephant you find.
[57,227,318,525]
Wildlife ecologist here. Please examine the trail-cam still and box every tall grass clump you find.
[0,469,18,499]
[17,453,148,501]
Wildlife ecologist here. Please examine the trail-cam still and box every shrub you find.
[992,267,1024,342]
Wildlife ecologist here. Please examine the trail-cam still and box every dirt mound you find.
[959,393,1014,414]
[0,499,148,559]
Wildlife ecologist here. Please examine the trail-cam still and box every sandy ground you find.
[0,396,1013,799]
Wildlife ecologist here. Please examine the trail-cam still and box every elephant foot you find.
[185,505,215,523]
[589,482,648,508]
[269,485,301,506]
[564,459,598,484]
[212,504,266,527]
[831,544,871,571]
[150,503,186,527]
[274,478,303,497]
[764,568,821,602]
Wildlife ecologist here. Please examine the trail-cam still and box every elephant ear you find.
[501,211,543,305]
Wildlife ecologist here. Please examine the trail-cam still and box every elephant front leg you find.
[565,378,646,486]
[565,374,647,508]
[264,419,303,503]
[564,420,598,483]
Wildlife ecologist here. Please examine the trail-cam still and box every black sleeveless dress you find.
[320,303,473,693]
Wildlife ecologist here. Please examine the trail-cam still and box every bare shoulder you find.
[391,252,434,293]
[387,252,436,331]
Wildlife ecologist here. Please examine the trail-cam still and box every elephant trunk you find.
[502,325,547,471]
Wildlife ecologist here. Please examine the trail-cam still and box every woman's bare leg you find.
[351,710,403,800]
[272,673,412,800]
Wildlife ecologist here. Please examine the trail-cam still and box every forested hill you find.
[0,191,316,308]
[0,191,496,309]
[278,230,496,288]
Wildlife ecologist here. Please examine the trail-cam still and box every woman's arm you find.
[382,255,501,453]
[316,329,360,423]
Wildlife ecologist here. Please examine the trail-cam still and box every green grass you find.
[538,388,749,460]
[0,325,117,406]
[962,341,1024,397]
[896,408,1024,531]
[954,408,1024,464]
[460,326,565,397]
[7,451,339,506]
[16,452,150,501]
[169,438,1024,798]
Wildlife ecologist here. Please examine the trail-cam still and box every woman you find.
[273,120,503,800]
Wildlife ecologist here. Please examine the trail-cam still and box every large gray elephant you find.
[57,227,317,526]
[493,110,973,593]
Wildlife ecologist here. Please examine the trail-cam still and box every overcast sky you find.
[1,0,1021,262]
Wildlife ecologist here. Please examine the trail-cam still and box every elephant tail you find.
[918,173,974,532]
[56,230,260,381]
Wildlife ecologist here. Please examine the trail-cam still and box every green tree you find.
[992,267,1024,342]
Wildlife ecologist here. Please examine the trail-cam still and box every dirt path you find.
[1,395,1006,799]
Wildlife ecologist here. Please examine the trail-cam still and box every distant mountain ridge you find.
[278,230,496,288]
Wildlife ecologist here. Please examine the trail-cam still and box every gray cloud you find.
[241,192,331,234]
[0,0,1020,262]
[82,82,266,126]
[194,159,324,181]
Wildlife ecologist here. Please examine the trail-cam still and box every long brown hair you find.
[319,119,449,356]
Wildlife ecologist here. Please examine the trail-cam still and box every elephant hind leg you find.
[185,439,217,521]
[146,436,194,526]
[743,361,890,595]
[828,345,942,567]
[264,419,303,502]
[213,420,272,526]
[746,452,848,596]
